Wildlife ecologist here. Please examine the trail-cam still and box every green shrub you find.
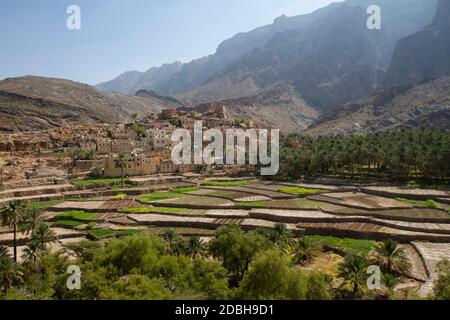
[53,220,85,228]
[202,180,252,187]
[278,187,326,195]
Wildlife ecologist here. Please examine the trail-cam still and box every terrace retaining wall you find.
[361,187,450,202]
[300,225,450,243]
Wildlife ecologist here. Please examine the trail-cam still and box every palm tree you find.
[32,223,56,250]
[382,272,400,297]
[22,239,44,273]
[1,200,25,262]
[186,236,207,259]
[163,228,187,256]
[114,154,127,188]
[337,254,368,297]
[369,240,412,275]
[292,238,322,265]
[0,250,23,295]
[20,207,44,235]
[0,246,9,259]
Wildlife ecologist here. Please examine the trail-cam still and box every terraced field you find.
[2,178,450,296]
[150,195,236,207]
[310,192,411,210]
[238,198,324,209]
[320,203,450,222]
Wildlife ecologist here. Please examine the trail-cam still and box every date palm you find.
[186,236,207,259]
[292,237,322,265]
[32,223,57,250]
[163,228,182,255]
[0,249,23,295]
[20,207,44,235]
[337,254,368,297]
[114,154,127,188]
[22,239,44,273]
[369,240,412,275]
[1,200,25,262]
[0,245,9,260]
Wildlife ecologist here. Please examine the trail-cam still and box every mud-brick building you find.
[179,116,196,130]
[104,154,157,177]
[161,108,177,120]
[79,141,97,153]
[111,140,134,154]
[96,139,112,155]
[159,159,195,174]
[110,127,136,140]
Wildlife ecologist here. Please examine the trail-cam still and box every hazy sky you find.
[0,0,339,85]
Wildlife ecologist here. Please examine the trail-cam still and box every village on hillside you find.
[0,104,259,184]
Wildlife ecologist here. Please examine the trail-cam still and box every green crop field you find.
[202,180,253,187]
[304,235,377,256]
[55,210,98,221]
[137,192,188,202]
[278,187,327,195]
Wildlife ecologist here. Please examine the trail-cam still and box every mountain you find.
[305,77,450,135]
[96,62,182,95]
[384,0,450,88]
[98,0,437,112]
[181,82,319,131]
[0,76,182,132]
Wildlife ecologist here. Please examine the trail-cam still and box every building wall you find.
[104,155,157,177]
[111,140,134,154]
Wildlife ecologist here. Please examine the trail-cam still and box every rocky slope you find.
[0,76,181,132]
[182,83,319,131]
[306,77,450,135]
[98,0,437,111]
[384,0,450,88]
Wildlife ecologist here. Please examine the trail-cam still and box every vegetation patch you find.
[238,198,323,209]
[396,198,443,209]
[124,206,205,215]
[26,200,64,210]
[55,210,98,221]
[113,193,128,200]
[202,180,253,187]
[86,222,97,229]
[137,192,187,202]
[89,228,143,239]
[278,187,327,195]
[72,178,127,186]
[109,184,135,190]
[146,227,215,236]
[52,220,85,228]
[304,236,376,256]
[172,187,201,193]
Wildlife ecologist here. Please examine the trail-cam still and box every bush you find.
[89,167,104,179]
[434,259,450,300]
[238,249,331,300]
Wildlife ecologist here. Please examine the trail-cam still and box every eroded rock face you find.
[384,0,450,88]
[306,77,450,135]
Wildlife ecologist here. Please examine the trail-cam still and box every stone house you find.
[96,139,112,155]
[111,140,134,154]
[104,154,157,177]
[79,141,97,153]
[179,116,196,130]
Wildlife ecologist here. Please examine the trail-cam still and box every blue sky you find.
[0,0,338,85]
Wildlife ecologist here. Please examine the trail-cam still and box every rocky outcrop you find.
[306,77,450,135]
[384,0,450,88]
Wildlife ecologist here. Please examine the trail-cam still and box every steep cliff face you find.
[384,0,450,88]
[97,0,437,111]
[306,77,450,135]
